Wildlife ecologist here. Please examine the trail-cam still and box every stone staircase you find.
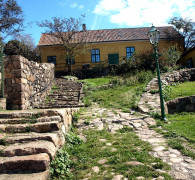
[38,78,84,109]
[0,109,75,180]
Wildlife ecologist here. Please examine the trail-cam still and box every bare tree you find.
[38,15,87,74]
[0,0,24,37]
[168,17,195,51]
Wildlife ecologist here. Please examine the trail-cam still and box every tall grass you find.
[81,70,154,111]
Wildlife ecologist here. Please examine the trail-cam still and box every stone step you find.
[0,116,61,124]
[0,110,60,119]
[0,112,34,119]
[0,131,65,147]
[45,100,79,104]
[46,98,79,102]
[0,140,57,159]
[41,104,84,109]
[0,170,49,180]
[52,90,81,93]
[0,121,61,133]
[0,153,50,173]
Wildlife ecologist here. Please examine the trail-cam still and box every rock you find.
[136,176,145,180]
[98,159,107,164]
[92,166,99,173]
[111,148,117,152]
[0,153,50,173]
[125,161,144,166]
[170,157,183,163]
[153,146,165,152]
[174,172,188,180]
[78,135,87,142]
[132,123,142,128]
[106,143,112,146]
[112,175,123,180]
[144,118,156,126]
[99,139,107,142]
[157,176,164,180]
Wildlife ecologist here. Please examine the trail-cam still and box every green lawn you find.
[165,113,195,142]
[169,81,195,100]
[80,77,112,87]
[81,77,146,112]
[155,112,195,159]
[50,129,172,180]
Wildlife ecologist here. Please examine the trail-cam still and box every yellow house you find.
[38,26,183,73]
[178,47,195,68]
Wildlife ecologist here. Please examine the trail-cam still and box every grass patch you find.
[81,71,154,111]
[51,128,172,179]
[81,77,112,87]
[81,76,147,111]
[164,81,195,101]
[88,84,145,111]
[165,112,195,142]
[153,112,195,159]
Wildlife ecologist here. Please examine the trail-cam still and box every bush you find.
[110,70,154,86]
[4,40,40,62]
[50,149,72,179]
[161,45,181,68]
[4,40,25,56]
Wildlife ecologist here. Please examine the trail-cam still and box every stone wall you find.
[4,55,54,110]
[146,68,195,91]
[138,68,195,114]
[166,96,195,114]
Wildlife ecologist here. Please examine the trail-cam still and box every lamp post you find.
[148,25,167,121]
[0,34,4,98]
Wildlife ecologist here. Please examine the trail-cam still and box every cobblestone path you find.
[77,104,195,180]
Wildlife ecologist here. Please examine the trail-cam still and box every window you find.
[66,56,75,65]
[47,56,56,66]
[187,58,194,68]
[91,49,100,63]
[126,47,135,59]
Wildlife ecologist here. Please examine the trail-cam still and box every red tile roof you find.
[38,26,178,46]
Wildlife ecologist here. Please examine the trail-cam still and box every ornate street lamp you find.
[148,25,167,121]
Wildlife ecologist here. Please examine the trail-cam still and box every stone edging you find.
[166,95,195,114]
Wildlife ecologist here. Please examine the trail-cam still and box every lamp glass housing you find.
[148,25,160,45]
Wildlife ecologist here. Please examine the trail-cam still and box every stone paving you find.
[77,103,195,180]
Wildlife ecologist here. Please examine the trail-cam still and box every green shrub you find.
[72,112,79,124]
[50,149,72,179]
[162,45,181,68]
[163,84,173,101]
[65,132,83,146]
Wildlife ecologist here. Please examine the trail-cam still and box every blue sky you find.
[14,0,195,45]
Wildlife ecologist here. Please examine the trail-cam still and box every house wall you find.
[39,39,179,72]
[179,49,195,68]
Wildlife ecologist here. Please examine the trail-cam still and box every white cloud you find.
[93,0,195,27]
[70,2,84,10]
[70,3,78,8]
[93,0,127,14]
[79,5,84,10]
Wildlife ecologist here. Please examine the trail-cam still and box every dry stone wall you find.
[138,68,195,114]
[166,96,195,114]
[146,68,195,91]
[4,55,54,110]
